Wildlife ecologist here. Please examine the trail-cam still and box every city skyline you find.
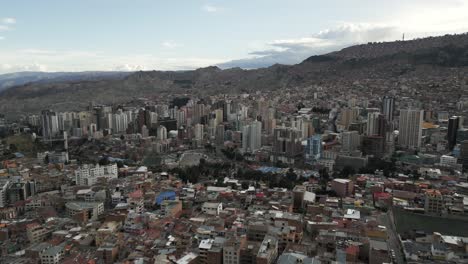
[1,0,468,74]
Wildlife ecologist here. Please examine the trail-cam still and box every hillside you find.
[1,33,468,118]
[0,71,132,93]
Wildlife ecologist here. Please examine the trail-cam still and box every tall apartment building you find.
[242,121,262,153]
[341,131,360,152]
[41,110,59,140]
[398,109,423,149]
[382,96,395,122]
[271,127,303,164]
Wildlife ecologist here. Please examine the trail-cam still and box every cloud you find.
[0,25,10,31]
[218,23,400,69]
[0,47,229,74]
[2,18,16,24]
[0,63,48,73]
[202,4,220,13]
[161,41,181,49]
[0,36,4,40]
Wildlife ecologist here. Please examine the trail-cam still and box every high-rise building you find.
[272,127,303,164]
[366,113,387,138]
[362,136,385,158]
[398,109,423,149]
[341,131,360,152]
[460,140,468,170]
[448,116,460,150]
[41,110,59,140]
[305,135,322,163]
[242,121,262,153]
[157,125,167,141]
[215,124,225,146]
[382,96,395,122]
[339,107,359,129]
[194,124,204,141]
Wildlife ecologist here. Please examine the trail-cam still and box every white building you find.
[75,163,118,186]
[40,244,65,264]
[157,125,168,141]
[440,155,458,167]
[398,109,423,149]
[0,179,10,208]
[242,120,262,153]
[202,202,223,216]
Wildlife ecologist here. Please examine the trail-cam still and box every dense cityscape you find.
[2,1,468,263]
[0,69,468,264]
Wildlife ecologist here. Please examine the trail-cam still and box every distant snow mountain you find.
[0,71,132,92]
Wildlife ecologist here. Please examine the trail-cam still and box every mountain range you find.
[1,33,468,118]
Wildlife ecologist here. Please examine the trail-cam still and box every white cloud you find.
[202,4,220,13]
[2,18,16,24]
[0,63,48,73]
[0,48,229,74]
[0,25,10,31]
[219,23,400,69]
[161,41,182,49]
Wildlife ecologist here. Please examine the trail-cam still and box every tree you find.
[286,168,298,182]
[340,166,355,178]
[241,182,249,190]
[9,144,17,152]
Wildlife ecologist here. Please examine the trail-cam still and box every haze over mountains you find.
[1,33,468,118]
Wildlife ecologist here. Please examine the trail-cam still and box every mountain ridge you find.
[1,33,468,118]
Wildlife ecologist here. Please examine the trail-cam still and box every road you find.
[379,211,406,264]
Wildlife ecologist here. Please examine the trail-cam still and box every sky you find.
[0,0,467,74]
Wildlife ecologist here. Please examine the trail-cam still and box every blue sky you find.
[0,0,467,73]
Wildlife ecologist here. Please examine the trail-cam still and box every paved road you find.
[379,211,406,264]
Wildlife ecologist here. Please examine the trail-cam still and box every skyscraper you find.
[448,116,460,150]
[367,112,381,136]
[341,131,360,152]
[272,127,303,164]
[382,96,395,122]
[242,121,262,153]
[398,109,424,149]
[41,110,59,140]
[305,135,322,163]
[460,140,468,170]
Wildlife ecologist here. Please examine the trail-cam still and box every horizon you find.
[1,0,468,74]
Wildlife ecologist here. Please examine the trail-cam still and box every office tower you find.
[194,124,204,141]
[157,125,167,141]
[193,103,206,125]
[362,136,385,158]
[176,109,186,127]
[272,127,303,164]
[448,116,460,150]
[460,140,468,170]
[94,106,112,131]
[312,117,321,133]
[41,110,59,140]
[368,113,387,137]
[339,107,359,129]
[216,124,225,146]
[214,109,223,126]
[367,112,380,136]
[341,131,360,152]
[398,109,424,149]
[242,121,262,153]
[305,135,322,163]
[382,96,395,122]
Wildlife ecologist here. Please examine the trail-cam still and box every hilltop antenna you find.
[402,33,405,41]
